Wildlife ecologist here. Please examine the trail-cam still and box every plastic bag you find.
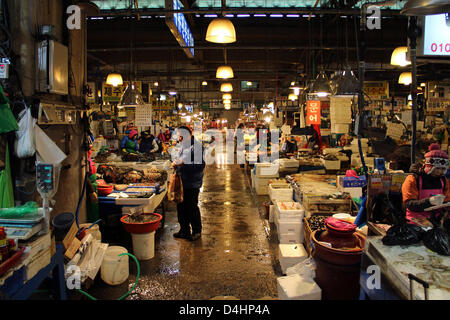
[0,85,18,134]
[286,258,316,279]
[14,107,36,158]
[168,172,183,203]
[382,222,424,246]
[422,227,450,256]
[0,202,39,219]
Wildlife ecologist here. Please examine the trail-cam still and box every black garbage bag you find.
[422,227,450,256]
[382,222,424,246]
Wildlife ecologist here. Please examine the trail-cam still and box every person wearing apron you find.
[402,143,450,226]
[120,129,139,154]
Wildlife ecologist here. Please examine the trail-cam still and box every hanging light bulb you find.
[220,83,233,92]
[153,81,159,87]
[216,65,234,79]
[246,81,252,86]
[390,47,411,67]
[205,18,236,44]
[398,72,412,85]
[288,93,298,101]
[224,104,231,110]
[311,70,331,97]
[222,93,232,100]
[106,73,123,87]
[223,99,231,104]
[202,81,208,86]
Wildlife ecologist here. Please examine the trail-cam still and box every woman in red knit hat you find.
[401,143,450,226]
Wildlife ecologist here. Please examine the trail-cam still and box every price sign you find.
[306,101,321,125]
[150,96,176,110]
[364,81,389,100]
[423,14,450,56]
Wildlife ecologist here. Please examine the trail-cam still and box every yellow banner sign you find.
[364,81,389,100]
[102,81,143,103]
[150,96,176,110]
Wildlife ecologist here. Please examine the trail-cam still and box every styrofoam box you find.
[323,148,343,155]
[276,201,305,216]
[277,274,322,300]
[255,177,272,195]
[278,232,303,244]
[25,247,51,281]
[269,184,293,202]
[322,159,340,170]
[276,159,299,168]
[278,243,308,274]
[278,219,303,235]
[255,163,279,177]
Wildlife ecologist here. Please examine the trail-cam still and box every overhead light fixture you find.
[311,70,331,97]
[118,82,145,108]
[222,93,232,100]
[202,81,208,86]
[153,81,159,87]
[401,0,450,15]
[205,18,236,44]
[224,104,231,110]
[420,82,426,87]
[106,73,123,87]
[168,87,177,96]
[288,93,298,101]
[223,99,231,104]
[246,81,252,86]
[336,65,359,95]
[390,47,411,67]
[220,82,233,92]
[216,65,234,79]
[398,72,412,85]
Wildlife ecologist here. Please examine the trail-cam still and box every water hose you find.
[75,173,89,229]
[77,252,140,301]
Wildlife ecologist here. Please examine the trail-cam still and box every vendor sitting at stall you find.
[120,129,139,153]
[139,130,159,154]
[401,143,450,226]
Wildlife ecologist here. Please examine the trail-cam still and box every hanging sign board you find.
[135,104,153,127]
[364,81,389,100]
[150,96,176,110]
[102,81,142,103]
[306,100,321,125]
[416,14,450,58]
[86,82,96,104]
[165,0,195,59]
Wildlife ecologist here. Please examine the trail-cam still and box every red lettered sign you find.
[307,101,321,125]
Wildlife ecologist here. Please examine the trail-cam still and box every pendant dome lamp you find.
[401,0,450,15]
[311,70,331,97]
[106,73,123,87]
[223,99,231,104]
[398,72,412,85]
[336,66,359,95]
[205,18,236,44]
[118,82,145,108]
[288,93,298,101]
[222,93,232,100]
[216,65,234,79]
[220,82,233,92]
[391,47,411,67]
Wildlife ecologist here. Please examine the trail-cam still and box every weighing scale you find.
[36,163,54,235]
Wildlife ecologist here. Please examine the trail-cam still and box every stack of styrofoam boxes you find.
[330,96,352,135]
[20,232,52,281]
[274,201,305,244]
[269,182,293,223]
[275,158,299,175]
[278,243,308,274]
[277,273,322,300]
[253,163,279,195]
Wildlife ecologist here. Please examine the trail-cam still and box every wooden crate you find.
[303,213,334,256]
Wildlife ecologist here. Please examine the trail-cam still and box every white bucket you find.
[131,231,155,260]
[101,246,129,286]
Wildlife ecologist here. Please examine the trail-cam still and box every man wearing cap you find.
[402,143,450,226]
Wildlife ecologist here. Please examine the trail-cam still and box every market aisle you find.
[85,156,278,300]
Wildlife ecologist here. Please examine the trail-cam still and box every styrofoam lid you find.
[277,274,320,297]
[279,243,307,258]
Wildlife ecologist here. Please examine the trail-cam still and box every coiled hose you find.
[77,252,140,301]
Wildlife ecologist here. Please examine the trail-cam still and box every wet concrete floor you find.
[78,161,281,300]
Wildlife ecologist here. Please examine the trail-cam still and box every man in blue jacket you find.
[172,126,206,241]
